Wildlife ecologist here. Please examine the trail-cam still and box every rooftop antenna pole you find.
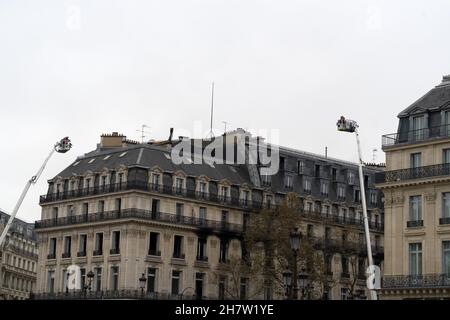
[222,121,229,134]
[207,82,215,139]
[0,137,72,248]
[136,124,150,143]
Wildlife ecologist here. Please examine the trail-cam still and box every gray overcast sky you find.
[1,0,450,223]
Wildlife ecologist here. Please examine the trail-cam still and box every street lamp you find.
[298,269,311,300]
[139,273,147,299]
[282,272,292,299]
[336,116,377,300]
[86,271,94,291]
[289,228,301,300]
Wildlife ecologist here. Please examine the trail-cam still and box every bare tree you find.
[243,194,336,299]
[212,255,265,299]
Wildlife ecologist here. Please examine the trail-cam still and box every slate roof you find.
[55,144,252,186]
[0,210,36,241]
[398,76,450,118]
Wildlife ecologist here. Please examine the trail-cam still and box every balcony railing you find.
[375,163,450,184]
[61,252,71,259]
[31,290,212,300]
[439,217,450,225]
[196,255,208,262]
[301,210,384,232]
[382,274,450,289]
[382,124,450,148]
[47,253,56,260]
[110,248,120,255]
[39,181,264,211]
[173,253,185,259]
[310,236,384,255]
[35,208,244,234]
[93,249,103,256]
[6,245,38,260]
[77,251,86,257]
[407,220,424,228]
[148,249,161,256]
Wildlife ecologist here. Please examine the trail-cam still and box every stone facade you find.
[376,75,450,299]
[34,129,384,300]
[0,211,38,300]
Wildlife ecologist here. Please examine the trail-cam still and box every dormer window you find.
[101,176,107,188]
[412,115,426,141]
[241,190,250,206]
[199,182,207,195]
[261,174,271,186]
[220,186,229,199]
[348,171,355,185]
[151,173,161,191]
[175,178,184,194]
[285,175,293,189]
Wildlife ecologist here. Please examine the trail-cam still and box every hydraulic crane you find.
[0,137,72,248]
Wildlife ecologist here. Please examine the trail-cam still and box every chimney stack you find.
[100,132,126,149]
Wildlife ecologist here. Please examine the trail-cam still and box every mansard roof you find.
[398,75,450,118]
[55,144,252,186]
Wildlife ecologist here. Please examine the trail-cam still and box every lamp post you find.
[298,269,311,300]
[289,228,301,300]
[282,272,292,299]
[139,273,147,299]
[84,270,94,299]
[336,116,377,300]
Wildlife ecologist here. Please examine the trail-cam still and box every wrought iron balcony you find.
[196,255,208,262]
[173,253,185,259]
[31,290,211,300]
[61,252,71,259]
[301,209,383,232]
[375,163,450,184]
[93,249,103,256]
[6,245,38,260]
[341,272,350,279]
[148,249,161,256]
[77,251,86,257]
[407,220,424,228]
[110,248,120,255]
[440,217,450,225]
[39,181,265,211]
[35,208,244,235]
[47,253,56,260]
[382,124,450,148]
[382,274,450,289]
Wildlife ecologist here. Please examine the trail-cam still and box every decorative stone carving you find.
[393,195,404,205]
[425,192,436,202]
